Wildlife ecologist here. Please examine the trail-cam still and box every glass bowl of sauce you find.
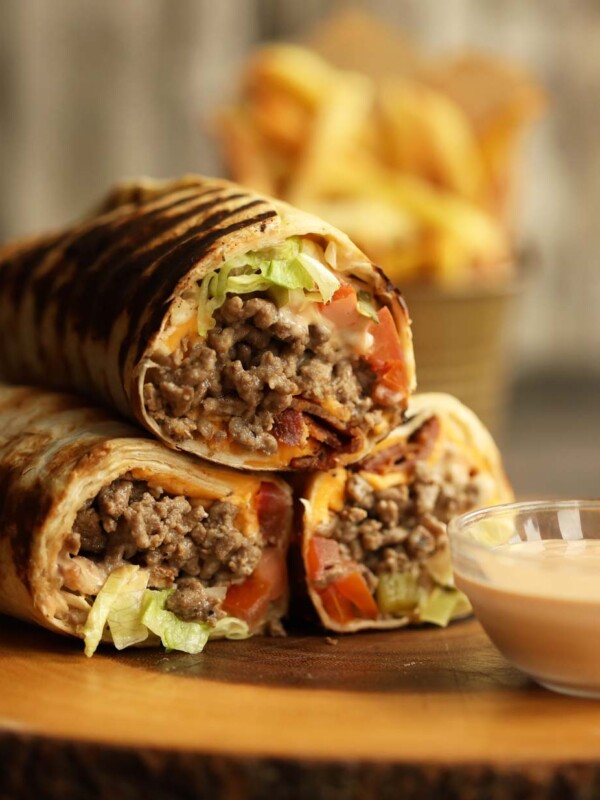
[448,500,600,698]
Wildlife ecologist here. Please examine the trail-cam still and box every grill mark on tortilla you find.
[0,184,275,403]
[112,200,271,370]
[32,189,218,332]
[0,236,67,385]
[23,190,247,392]
[372,264,410,321]
[54,191,250,395]
[98,182,212,214]
[70,192,242,340]
[0,388,135,584]
[0,433,54,586]
[47,190,250,354]
[125,207,278,371]
[48,190,236,342]
[81,192,252,343]
[0,236,63,311]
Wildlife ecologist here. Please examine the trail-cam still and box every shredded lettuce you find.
[357,290,379,323]
[82,565,149,657]
[141,589,210,654]
[107,569,150,650]
[418,587,461,627]
[83,572,250,657]
[196,237,341,335]
[140,589,250,654]
[210,616,251,640]
[295,251,340,303]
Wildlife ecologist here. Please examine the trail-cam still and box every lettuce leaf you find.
[196,237,341,335]
[107,569,150,650]
[357,290,379,323]
[82,565,149,657]
[210,616,251,640]
[140,589,250,653]
[295,251,340,303]
[140,589,210,654]
[83,572,250,656]
[418,587,461,627]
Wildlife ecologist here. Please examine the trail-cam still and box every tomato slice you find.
[308,536,379,624]
[333,571,378,619]
[256,481,292,544]
[367,306,408,397]
[368,306,405,364]
[306,536,343,582]
[319,584,356,625]
[320,283,363,330]
[318,572,378,624]
[222,548,287,629]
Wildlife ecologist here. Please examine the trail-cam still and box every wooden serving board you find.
[1,615,600,800]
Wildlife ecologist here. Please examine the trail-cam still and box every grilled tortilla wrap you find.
[300,392,513,632]
[0,385,292,653]
[0,175,415,471]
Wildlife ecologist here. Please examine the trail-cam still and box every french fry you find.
[378,79,489,204]
[215,26,543,287]
[286,73,373,205]
[244,44,334,107]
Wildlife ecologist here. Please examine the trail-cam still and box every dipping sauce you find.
[455,539,600,697]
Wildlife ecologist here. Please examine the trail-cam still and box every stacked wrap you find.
[0,385,292,652]
[0,176,415,471]
[0,175,511,650]
[300,393,513,632]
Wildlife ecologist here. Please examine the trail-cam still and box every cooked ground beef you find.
[319,442,490,590]
[144,294,382,455]
[71,474,262,623]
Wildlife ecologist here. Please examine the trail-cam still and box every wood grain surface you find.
[1,615,600,800]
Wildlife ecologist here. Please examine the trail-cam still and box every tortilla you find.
[300,392,513,632]
[0,385,292,652]
[0,175,415,471]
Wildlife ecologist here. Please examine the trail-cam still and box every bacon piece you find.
[272,408,305,446]
[292,399,348,431]
[305,417,342,448]
[359,415,441,474]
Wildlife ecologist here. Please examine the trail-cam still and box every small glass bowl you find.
[448,500,600,698]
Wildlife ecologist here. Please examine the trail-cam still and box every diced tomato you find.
[333,572,378,619]
[306,536,343,582]
[222,548,287,629]
[318,572,378,625]
[372,362,409,404]
[368,306,404,362]
[320,283,363,330]
[308,536,379,624]
[256,481,292,544]
[255,547,287,600]
[323,291,408,398]
[332,283,356,303]
[367,306,408,398]
[319,584,356,625]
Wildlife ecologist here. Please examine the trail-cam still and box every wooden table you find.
[1,615,599,799]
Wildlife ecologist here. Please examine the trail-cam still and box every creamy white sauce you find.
[456,539,600,695]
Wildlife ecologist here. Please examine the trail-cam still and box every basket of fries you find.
[216,11,544,433]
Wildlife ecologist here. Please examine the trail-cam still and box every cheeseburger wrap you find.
[300,393,513,632]
[0,385,292,655]
[0,176,415,471]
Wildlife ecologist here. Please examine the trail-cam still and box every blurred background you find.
[0,0,598,496]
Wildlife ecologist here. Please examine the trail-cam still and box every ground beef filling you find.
[143,294,380,455]
[318,446,489,592]
[71,475,261,623]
